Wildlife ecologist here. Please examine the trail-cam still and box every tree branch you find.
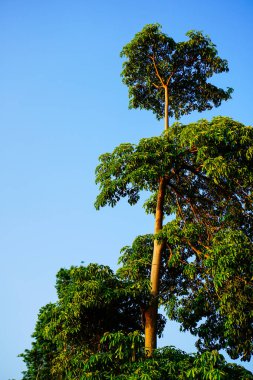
[149,55,166,87]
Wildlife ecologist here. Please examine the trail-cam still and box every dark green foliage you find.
[95,134,177,209]
[22,312,253,379]
[95,117,252,213]
[117,234,184,307]
[83,343,253,379]
[20,22,253,379]
[20,264,149,379]
[166,227,253,361]
[121,24,232,120]
[20,304,58,380]
[21,261,253,378]
[95,116,253,361]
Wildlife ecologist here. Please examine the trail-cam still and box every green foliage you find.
[20,303,58,380]
[117,234,184,308]
[20,264,148,379]
[21,252,253,378]
[94,136,176,209]
[21,23,253,378]
[167,227,253,361]
[83,344,253,379]
[121,24,232,120]
[95,116,253,360]
[84,330,144,378]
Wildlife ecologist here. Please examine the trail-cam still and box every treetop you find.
[121,24,233,123]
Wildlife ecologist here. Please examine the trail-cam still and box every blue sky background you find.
[1,1,253,378]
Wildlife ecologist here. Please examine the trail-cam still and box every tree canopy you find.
[120,23,234,354]
[20,23,253,379]
[121,24,233,128]
[95,116,253,361]
[21,262,253,379]
[20,264,152,379]
[22,104,253,380]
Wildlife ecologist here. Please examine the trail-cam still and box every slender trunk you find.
[145,177,166,356]
[164,85,169,130]
[145,86,169,356]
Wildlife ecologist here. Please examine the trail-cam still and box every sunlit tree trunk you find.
[145,86,169,356]
[164,85,169,130]
[145,177,166,356]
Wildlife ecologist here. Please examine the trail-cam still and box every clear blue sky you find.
[1,1,252,378]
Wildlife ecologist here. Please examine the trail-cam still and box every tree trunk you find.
[145,177,166,356]
[164,85,169,130]
[145,87,169,356]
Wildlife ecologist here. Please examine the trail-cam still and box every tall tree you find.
[120,24,233,355]
[95,117,253,359]
[158,118,253,361]
[121,23,232,130]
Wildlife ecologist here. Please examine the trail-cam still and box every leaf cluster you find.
[95,116,253,361]
[82,344,253,379]
[121,24,232,120]
[20,264,148,379]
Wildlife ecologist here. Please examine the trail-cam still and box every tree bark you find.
[145,177,166,356]
[145,86,169,356]
[164,85,169,130]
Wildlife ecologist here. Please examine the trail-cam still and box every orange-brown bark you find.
[145,177,166,356]
[164,86,169,130]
